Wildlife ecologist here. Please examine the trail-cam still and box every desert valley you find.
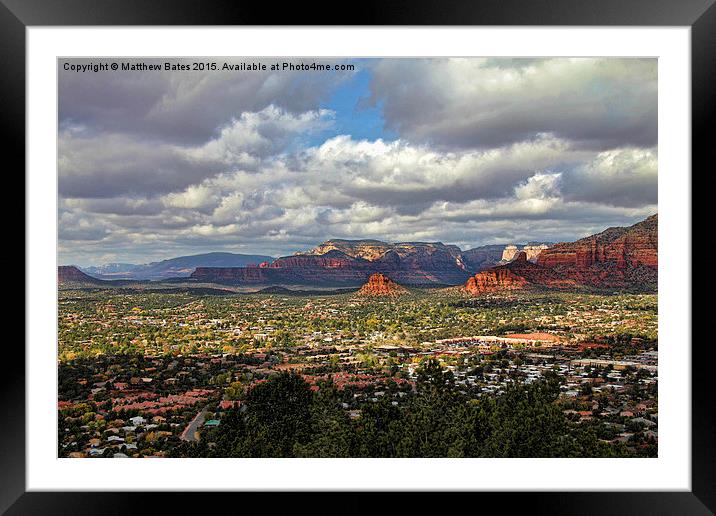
[58,215,658,459]
[55,56,660,461]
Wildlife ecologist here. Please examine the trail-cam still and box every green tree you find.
[238,373,313,457]
[294,379,355,457]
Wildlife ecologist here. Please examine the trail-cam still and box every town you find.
[58,288,658,458]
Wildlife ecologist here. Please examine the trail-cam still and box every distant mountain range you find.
[58,265,106,284]
[192,241,473,286]
[79,252,274,280]
[80,263,138,275]
[60,215,657,292]
[190,216,656,290]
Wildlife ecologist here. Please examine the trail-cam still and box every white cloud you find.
[514,172,562,201]
[59,105,333,198]
[191,105,334,165]
[58,58,658,265]
[60,58,352,144]
[368,57,657,150]
[163,184,217,210]
[60,132,658,263]
[562,147,658,206]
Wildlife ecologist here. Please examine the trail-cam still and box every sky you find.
[58,57,657,266]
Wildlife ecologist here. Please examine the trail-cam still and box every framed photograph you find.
[6,0,711,513]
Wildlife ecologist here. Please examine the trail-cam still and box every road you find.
[180,406,209,442]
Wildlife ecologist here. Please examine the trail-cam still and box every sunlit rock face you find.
[191,216,657,291]
[522,244,550,262]
[464,265,530,295]
[357,273,408,297]
[464,251,574,295]
[502,244,549,263]
[537,214,657,288]
[501,245,520,262]
[191,240,472,287]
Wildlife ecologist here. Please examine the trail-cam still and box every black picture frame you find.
[4,0,709,513]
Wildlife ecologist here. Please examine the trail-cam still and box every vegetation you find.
[58,289,658,360]
[172,361,635,458]
[58,287,658,458]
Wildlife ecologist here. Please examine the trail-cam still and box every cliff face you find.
[464,252,573,294]
[191,216,657,291]
[465,266,529,295]
[271,251,360,269]
[192,266,278,284]
[538,215,657,269]
[536,214,657,288]
[463,215,658,294]
[297,239,393,261]
[501,245,520,262]
[460,244,506,271]
[501,244,549,263]
[523,244,550,261]
[358,273,407,297]
[192,241,472,286]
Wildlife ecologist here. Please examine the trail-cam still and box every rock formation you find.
[192,241,472,287]
[500,245,520,262]
[463,215,658,294]
[501,244,549,263]
[58,265,105,284]
[464,252,573,295]
[537,214,657,288]
[357,273,408,297]
[190,215,656,291]
[465,264,530,295]
[296,239,394,261]
[460,244,507,271]
[522,244,550,261]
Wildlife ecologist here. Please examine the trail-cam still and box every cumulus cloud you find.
[58,132,223,198]
[58,58,658,265]
[367,58,657,150]
[59,132,656,261]
[58,105,333,198]
[312,134,587,205]
[561,147,658,207]
[191,105,335,164]
[59,58,352,144]
[163,184,218,211]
